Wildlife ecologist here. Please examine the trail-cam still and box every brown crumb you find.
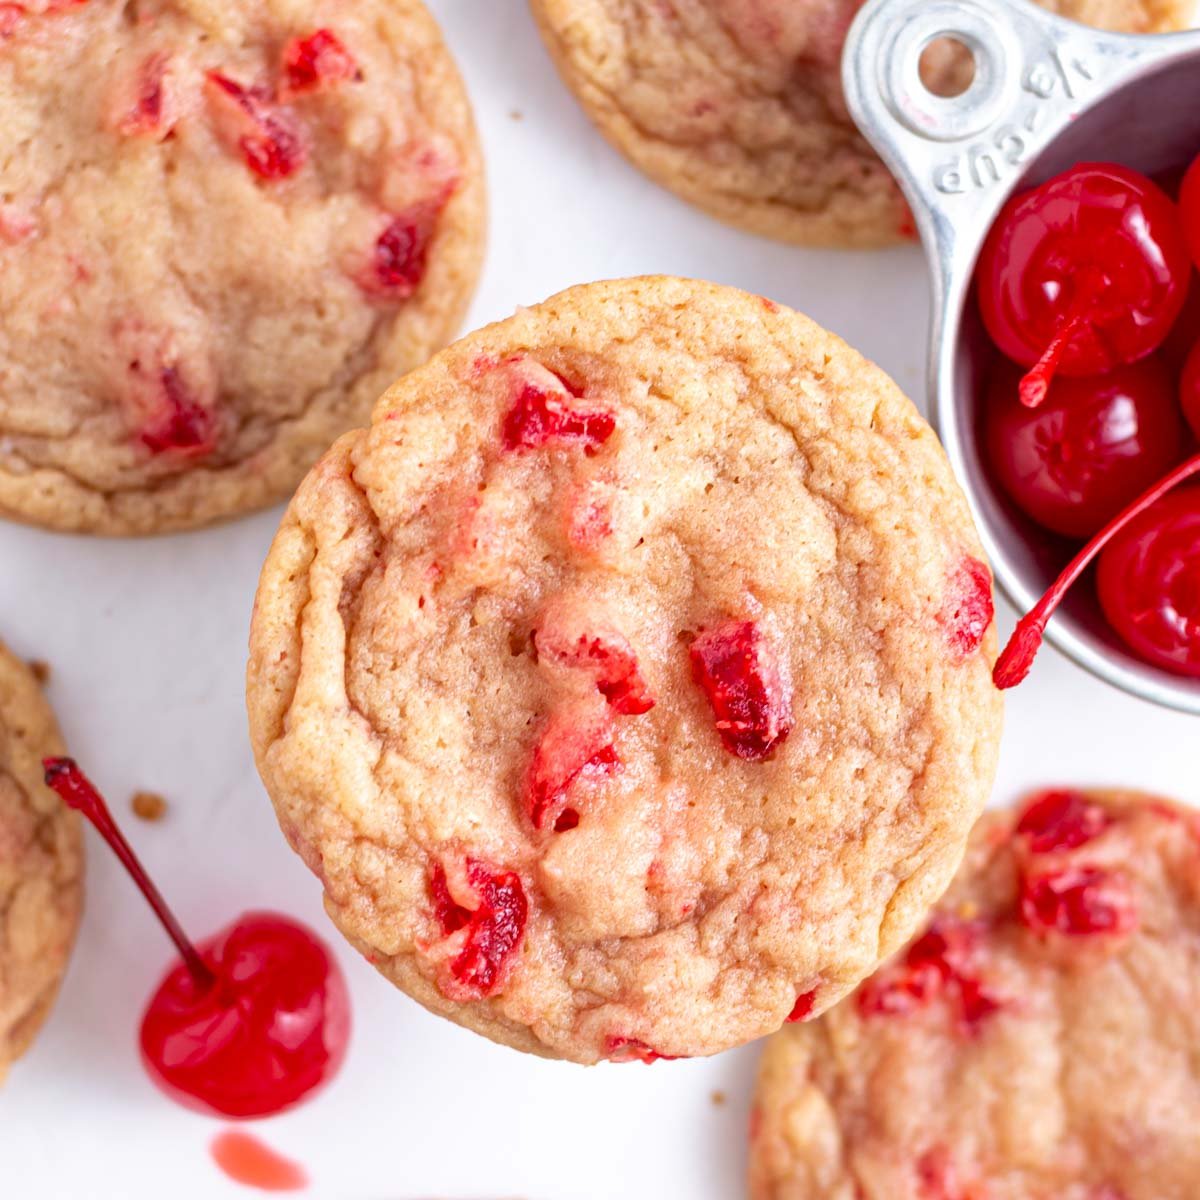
[28,659,51,685]
[131,790,168,822]
[509,109,524,121]
[711,1090,727,1107]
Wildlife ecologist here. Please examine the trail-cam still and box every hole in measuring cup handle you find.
[879,0,1022,143]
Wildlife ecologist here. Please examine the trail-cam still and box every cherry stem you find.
[1018,270,1105,409]
[43,757,215,990]
[993,451,1200,689]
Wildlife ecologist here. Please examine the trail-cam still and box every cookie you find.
[0,0,484,535]
[0,642,83,1080]
[528,0,1193,248]
[247,275,1002,1064]
[749,788,1200,1200]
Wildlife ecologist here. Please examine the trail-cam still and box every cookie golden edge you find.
[247,274,1003,1062]
[0,641,84,1081]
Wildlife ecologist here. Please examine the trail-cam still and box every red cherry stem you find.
[1018,269,1105,409]
[994,451,1200,688]
[43,757,215,989]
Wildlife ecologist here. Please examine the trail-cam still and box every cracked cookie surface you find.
[528,0,1193,248]
[0,641,83,1081]
[749,788,1200,1200]
[247,276,1002,1063]
[0,0,483,534]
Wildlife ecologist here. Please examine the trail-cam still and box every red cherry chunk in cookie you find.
[858,920,1001,1032]
[368,216,431,299]
[281,29,361,97]
[941,556,994,656]
[604,1036,679,1064]
[204,72,306,180]
[523,704,619,831]
[535,604,654,716]
[784,989,817,1023]
[1016,789,1111,854]
[689,620,793,761]
[140,368,217,456]
[428,859,527,999]
[916,1147,988,1200]
[502,377,615,454]
[1019,866,1137,937]
[116,53,171,138]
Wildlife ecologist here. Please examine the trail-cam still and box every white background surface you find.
[1,2,1196,1196]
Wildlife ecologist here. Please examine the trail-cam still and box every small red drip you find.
[43,758,350,1119]
[211,1131,308,1193]
[993,452,1200,688]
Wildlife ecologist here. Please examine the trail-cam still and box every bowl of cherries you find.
[844,0,1200,712]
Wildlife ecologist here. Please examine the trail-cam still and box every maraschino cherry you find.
[43,758,351,1118]
[1180,151,1200,270]
[977,163,1191,407]
[1181,340,1200,441]
[993,452,1200,686]
[1096,484,1200,677]
[986,357,1186,538]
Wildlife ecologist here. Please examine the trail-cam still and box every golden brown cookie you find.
[529,0,1192,248]
[0,642,83,1081]
[0,0,484,534]
[248,276,1002,1063]
[750,788,1200,1200]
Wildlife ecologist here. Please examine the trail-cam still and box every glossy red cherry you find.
[43,758,350,1118]
[977,163,1190,406]
[1180,152,1200,271]
[1181,340,1200,442]
[1096,485,1200,678]
[993,453,1200,687]
[985,357,1185,538]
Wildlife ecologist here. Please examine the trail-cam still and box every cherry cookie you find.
[528,0,1191,248]
[247,277,1002,1063]
[0,642,82,1082]
[749,788,1200,1200]
[0,0,483,535]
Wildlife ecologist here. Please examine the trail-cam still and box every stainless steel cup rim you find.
[843,0,1200,714]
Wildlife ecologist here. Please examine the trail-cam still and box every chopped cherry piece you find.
[940,556,994,656]
[523,704,619,831]
[1096,484,1200,678]
[689,620,793,761]
[604,1035,679,1064]
[43,758,349,1118]
[1181,151,1200,271]
[140,367,217,456]
[858,920,1001,1033]
[916,1147,987,1200]
[281,29,361,98]
[427,859,528,999]
[994,453,1200,688]
[1019,866,1136,937]
[784,989,817,1023]
[367,214,430,300]
[204,72,306,180]
[1181,340,1200,442]
[977,164,1190,404]
[985,357,1185,539]
[535,603,654,715]
[117,53,171,138]
[1016,789,1110,853]
[0,4,23,35]
[502,378,615,453]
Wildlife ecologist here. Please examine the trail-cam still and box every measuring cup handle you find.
[842,0,1161,301]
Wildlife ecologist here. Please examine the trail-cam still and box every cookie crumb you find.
[509,109,524,121]
[28,660,51,685]
[131,790,168,822]
[711,1090,727,1107]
